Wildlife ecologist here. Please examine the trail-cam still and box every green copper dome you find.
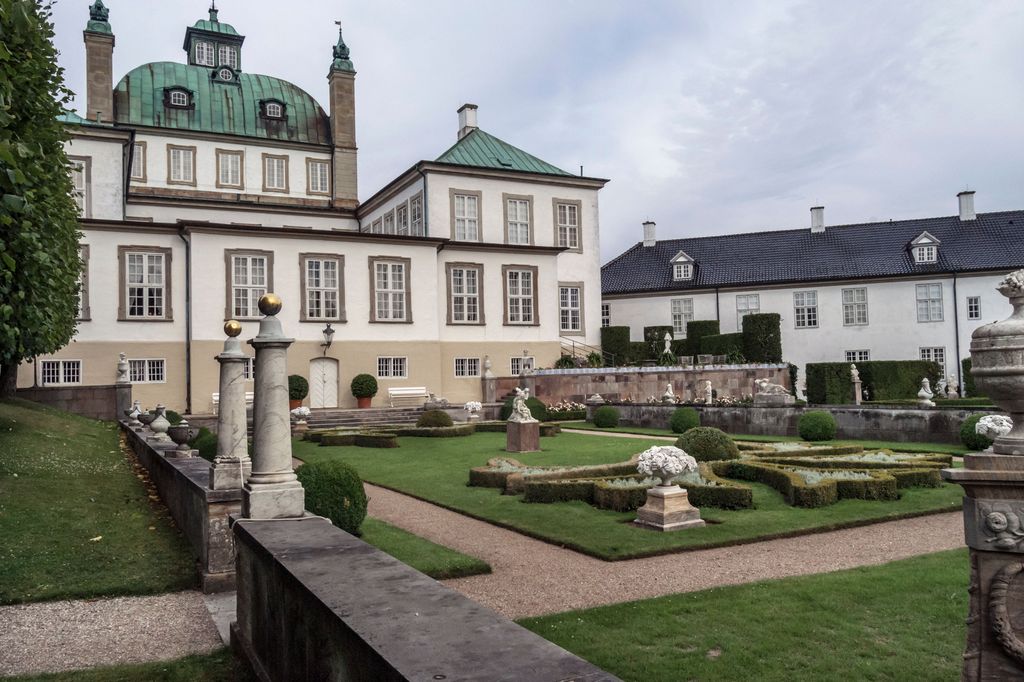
[190,19,239,37]
[113,62,331,145]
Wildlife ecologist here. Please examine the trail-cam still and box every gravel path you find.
[561,428,675,441]
[365,483,964,620]
[0,591,222,677]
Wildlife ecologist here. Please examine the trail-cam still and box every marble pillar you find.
[210,320,253,490]
[243,294,305,519]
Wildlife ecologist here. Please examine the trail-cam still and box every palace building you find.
[20,2,607,412]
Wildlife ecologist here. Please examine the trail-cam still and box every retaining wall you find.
[17,384,120,420]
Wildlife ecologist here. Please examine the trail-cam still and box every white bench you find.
[212,391,255,415]
[388,386,429,408]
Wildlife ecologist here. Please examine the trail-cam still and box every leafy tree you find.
[0,0,80,397]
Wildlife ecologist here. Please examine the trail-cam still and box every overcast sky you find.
[52,0,1024,261]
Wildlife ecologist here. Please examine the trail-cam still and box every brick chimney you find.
[328,25,358,209]
[810,206,825,233]
[83,0,114,123]
[958,190,976,222]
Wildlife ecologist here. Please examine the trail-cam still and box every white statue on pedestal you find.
[662,382,675,403]
[508,387,538,423]
[663,332,673,356]
[704,381,713,406]
[946,375,960,399]
[850,364,860,383]
[917,378,935,407]
[754,378,789,395]
[116,352,129,383]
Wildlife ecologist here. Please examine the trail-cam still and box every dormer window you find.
[670,250,695,281]
[195,41,215,66]
[218,45,238,69]
[216,67,235,82]
[260,100,286,120]
[165,88,192,109]
[909,231,940,265]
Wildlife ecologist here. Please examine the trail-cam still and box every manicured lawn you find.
[520,549,968,682]
[360,517,491,579]
[560,421,970,455]
[11,649,250,681]
[0,400,194,604]
[294,432,962,560]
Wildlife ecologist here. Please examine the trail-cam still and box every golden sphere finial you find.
[258,293,282,316]
[224,320,242,337]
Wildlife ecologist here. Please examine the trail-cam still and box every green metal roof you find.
[113,62,331,145]
[57,110,112,127]
[190,18,240,37]
[434,128,572,176]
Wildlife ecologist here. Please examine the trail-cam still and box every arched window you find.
[168,90,190,107]
[218,46,238,69]
[265,102,283,118]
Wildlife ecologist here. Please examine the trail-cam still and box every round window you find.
[218,68,233,81]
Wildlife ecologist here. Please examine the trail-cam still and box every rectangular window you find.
[218,45,237,69]
[454,357,481,378]
[506,197,531,244]
[453,193,480,241]
[671,298,694,336]
[559,285,582,333]
[505,268,536,324]
[673,263,693,281]
[556,201,580,249]
[373,260,408,322]
[195,41,215,66]
[511,356,535,376]
[40,359,81,386]
[377,356,407,378]
[793,291,818,328]
[307,160,330,194]
[916,283,944,322]
[130,143,146,181]
[217,150,243,188]
[371,218,383,234]
[303,256,341,320]
[736,294,760,328]
[914,245,937,263]
[128,358,166,384]
[920,346,946,373]
[967,296,981,320]
[845,350,870,363]
[69,159,88,216]
[232,254,269,319]
[383,211,395,235]
[242,357,255,381]
[396,204,409,235]
[168,146,195,184]
[601,303,610,328]
[449,265,481,324]
[410,194,424,236]
[126,251,166,318]
[842,288,868,326]
[263,154,288,192]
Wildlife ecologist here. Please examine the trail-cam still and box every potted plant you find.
[351,373,378,409]
[288,374,309,410]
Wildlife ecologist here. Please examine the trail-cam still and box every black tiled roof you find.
[601,210,1024,295]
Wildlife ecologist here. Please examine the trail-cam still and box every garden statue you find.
[851,364,863,405]
[465,401,482,421]
[663,332,673,356]
[634,446,705,531]
[946,375,960,399]
[116,352,129,383]
[483,355,494,378]
[506,387,540,453]
[704,381,713,406]
[976,415,1013,447]
[754,378,789,395]
[754,377,796,406]
[917,378,935,407]
[850,364,860,382]
[662,383,675,403]
[586,394,605,404]
[936,376,948,397]
[508,387,537,424]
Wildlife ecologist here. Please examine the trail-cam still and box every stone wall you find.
[17,384,120,420]
[232,516,620,682]
[122,424,240,592]
[597,403,998,445]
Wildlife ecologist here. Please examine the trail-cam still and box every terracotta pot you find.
[357,397,372,409]
[289,399,303,410]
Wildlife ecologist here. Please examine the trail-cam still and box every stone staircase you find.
[305,407,424,431]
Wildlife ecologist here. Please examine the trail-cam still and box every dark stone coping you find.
[233,516,619,682]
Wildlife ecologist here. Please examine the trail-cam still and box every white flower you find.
[636,446,698,484]
[977,415,1013,440]
[998,269,1024,297]
[464,401,482,412]
[290,406,311,419]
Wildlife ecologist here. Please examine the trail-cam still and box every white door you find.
[309,358,339,408]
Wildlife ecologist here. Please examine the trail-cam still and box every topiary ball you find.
[675,426,738,461]
[188,427,217,462]
[593,405,620,428]
[417,409,454,428]
[960,414,994,451]
[499,396,549,422]
[297,460,368,535]
[669,407,700,434]
[799,411,837,441]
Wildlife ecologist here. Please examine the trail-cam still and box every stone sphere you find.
[258,293,282,316]
[223,319,242,337]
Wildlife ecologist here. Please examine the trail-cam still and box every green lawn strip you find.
[559,421,969,455]
[0,399,195,605]
[10,648,251,682]
[519,549,967,682]
[293,432,962,561]
[359,517,491,580]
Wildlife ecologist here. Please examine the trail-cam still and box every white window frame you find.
[842,288,869,326]
[396,204,409,235]
[450,266,481,324]
[305,160,329,195]
[217,150,243,188]
[40,359,81,386]
[913,245,937,264]
[232,254,268,319]
[410,195,424,236]
[506,269,535,324]
[671,298,693,337]
[263,155,288,192]
[736,294,760,328]
[383,212,395,235]
[130,144,145,181]
[304,257,340,320]
[916,283,944,323]
[453,193,479,241]
[168,90,190,107]
[507,198,530,245]
[242,357,255,381]
[218,45,238,69]
[125,251,166,319]
[69,158,88,217]
[601,303,610,328]
[374,261,407,322]
[511,356,535,376]
[673,263,693,281]
[454,357,481,378]
[845,350,870,363]
[128,358,166,384]
[967,296,981,321]
[793,291,818,329]
[265,102,283,118]
[169,146,194,183]
[920,346,946,373]
[559,285,582,333]
[377,356,408,379]
[556,202,579,249]
[195,41,215,66]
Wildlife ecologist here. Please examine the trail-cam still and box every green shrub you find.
[499,396,549,422]
[805,360,941,404]
[319,432,356,446]
[676,427,739,461]
[626,342,649,364]
[296,460,367,535]
[962,358,978,398]
[700,332,744,358]
[394,424,475,438]
[554,354,577,369]
[524,479,597,505]
[669,407,700,434]
[644,326,674,360]
[788,363,799,397]
[354,433,398,448]
[164,409,183,425]
[741,313,782,363]
[799,411,837,441]
[189,426,217,461]
[350,373,378,399]
[417,409,454,428]
[600,326,631,366]
[288,375,309,401]
[593,406,620,428]
[683,320,720,357]
[960,414,995,451]
[586,351,604,368]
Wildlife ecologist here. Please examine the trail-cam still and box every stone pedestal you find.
[212,321,254,491]
[506,420,540,453]
[115,383,132,421]
[853,379,863,405]
[634,485,705,531]
[753,393,796,407]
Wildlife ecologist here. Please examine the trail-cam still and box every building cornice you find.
[126,123,333,153]
[127,191,357,219]
[67,125,133,144]
[419,161,609,189]
[440,241,566,256]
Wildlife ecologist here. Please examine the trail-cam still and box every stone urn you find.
[633,446,705,532]
[167,420,196,458]
[137,409,156,429]
[149,404,172,442]
[970,269,1024,454]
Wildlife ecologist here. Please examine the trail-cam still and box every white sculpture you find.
[482,355,494,378]
[116,352,129,383]
[918,378,935,407]
[947,375,960,399]
[977,415,1014,443]
[850,364,860,382]
[662,382,675,402]
[663,332,673,356]
[755,378,790,396]
[636,446,698,486]
[937,377,948,397]
[586,393,605,404]
[508,387,538,423]
[704,381,713,406]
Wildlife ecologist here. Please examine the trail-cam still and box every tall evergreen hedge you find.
[643,325,674,360]
[600,326,631,365]
[741,313,782,363]
[805,360,942,404]
[684,320,720,357]
[700,332,744,357]
[962,358,978,398]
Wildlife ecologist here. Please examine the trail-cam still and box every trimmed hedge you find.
[962,358,978,398]
[548,409,586,421]
[593,406,620,428]
[394,424,475,438]
[472,422,561,437]
[417,410,454,428]
[499,396,549,422]
[700,332,744,357]
[644,326,674,360]
[683,320,720,357]
[320,433,356,446]
[741,313,782,363]
[524,479,597,505]
[600,326,631,365]
[296,460,367,534]
[354,433,399,448]
[669,407,700,434]
[806,360,942,404]
[741,444,864,458]
[675,427,739,461]
[799,411,836,441]
[626,341,649,365]
[719,461,904,507]
[288,374,309,401]
[960,414,994,451]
